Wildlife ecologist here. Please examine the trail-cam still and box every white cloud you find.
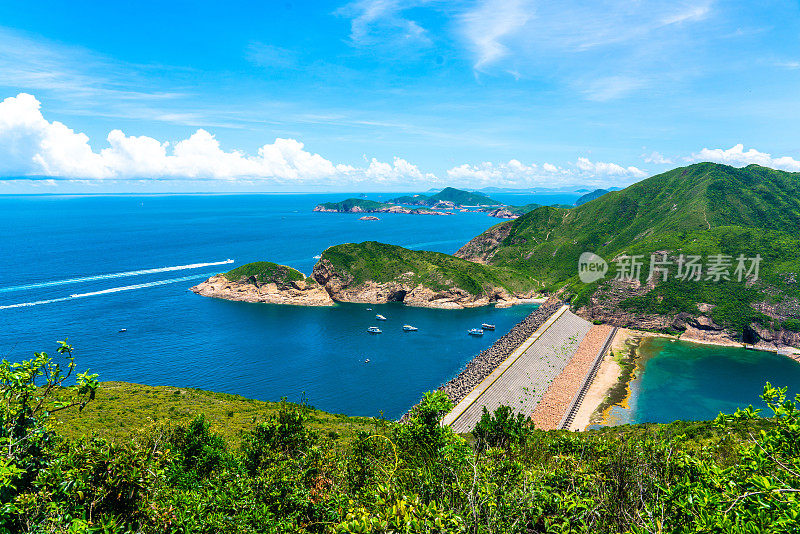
[459,0,533,71]
[338,0,431,48]
[446,157,647,188]
[0,93,430,185]
[691,144,800,172]
[643,151,673,164]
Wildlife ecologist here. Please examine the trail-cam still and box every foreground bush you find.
[1,347,799,533]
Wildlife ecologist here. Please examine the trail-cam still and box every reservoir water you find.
[1,193,564,419]
[606,337,800,425]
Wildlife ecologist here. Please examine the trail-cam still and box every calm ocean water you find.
[0,193,578,419]
[607,337,800,424]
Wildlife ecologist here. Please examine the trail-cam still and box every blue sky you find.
[1,0,799,192]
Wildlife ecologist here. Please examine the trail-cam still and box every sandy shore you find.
[570,328,800,431]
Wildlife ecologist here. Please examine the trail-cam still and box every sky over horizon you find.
[1,0,799,192]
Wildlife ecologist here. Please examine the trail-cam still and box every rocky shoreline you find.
[191,275,334,306]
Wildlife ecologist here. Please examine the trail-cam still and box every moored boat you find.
[468,328,484,336]
[367,326,382,334]
[481,323,495,330]
[402,325,418,332]
[376,314,387,321]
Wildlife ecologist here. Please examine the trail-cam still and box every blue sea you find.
[0,192,579,419]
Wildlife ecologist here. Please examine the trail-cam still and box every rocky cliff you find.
[311,257,540,309]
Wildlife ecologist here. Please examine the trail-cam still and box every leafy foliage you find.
[224,261,307,287]
[5,346,800,533]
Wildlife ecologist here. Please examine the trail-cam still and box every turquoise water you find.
[608,337,800,424]
[0,193,556,419]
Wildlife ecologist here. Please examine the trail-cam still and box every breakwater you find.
[400,298,563,421]
[438,298,563,406]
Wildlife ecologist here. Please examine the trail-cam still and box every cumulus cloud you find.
[690,144,800,172]
[643,151,673,164]
[0,93,430,186]
[446,157,647,188]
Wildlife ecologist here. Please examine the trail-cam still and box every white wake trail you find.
[0,259,234,294]
[0,272,213,310]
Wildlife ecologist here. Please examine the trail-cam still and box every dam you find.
[440,300,617,432]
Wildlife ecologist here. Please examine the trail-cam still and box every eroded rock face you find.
[574,278,800,349]
[191,275,334,306]
[486,207,519,219]
[311,258,539,309]
[454,222,513,264]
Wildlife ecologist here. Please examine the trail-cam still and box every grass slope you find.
[224,261,307,288]
[50,381,378,446]
[320,241,538,295]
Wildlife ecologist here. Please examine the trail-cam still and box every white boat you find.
[364,358,370,363]
[468,328,484,336]
[367,326,382,334]
[481,323,496,330]
[403,325,418,332]
[118,328,127,333]
[375,314,387,321]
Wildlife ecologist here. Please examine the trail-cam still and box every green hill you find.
[313,198,389,212]
[427,187,500,206]
[457,163,800,340]
[224,261,308,288]
[389,187,501,207]
[315,241,538,297]
[575,188,609,206]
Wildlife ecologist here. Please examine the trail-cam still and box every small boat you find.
[364,358,370,363]
[367,326,382,334]
[366,308,372,311]
[403,325,418,332]
[481,323,496,330]
[376,314,387,321]
[468,328,484,336]
[118,328,127,333]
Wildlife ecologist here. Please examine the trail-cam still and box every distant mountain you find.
[575,188,591,193]
[574,189,610,206]
[427,187,500,206]
[389,187,501,207]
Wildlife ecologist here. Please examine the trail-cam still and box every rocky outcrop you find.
[312,257,540,309]
[358,216,380,221]
[574,278,800,350]
[191,275,334,306]
[486,207,520,219]
[454,222,513,264]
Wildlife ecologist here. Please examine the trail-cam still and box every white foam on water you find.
[0,272,213,310]
[0,259,234,294]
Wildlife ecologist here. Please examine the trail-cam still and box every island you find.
[193,242,543,308]
[312,198,450,215]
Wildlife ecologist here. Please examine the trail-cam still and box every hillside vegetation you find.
[4,346,800,533]
[318,241,539,295]
[224,261,308,288]
[457,163,800,339]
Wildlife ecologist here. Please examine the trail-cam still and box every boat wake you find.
[0,272,214,310]
[0,259,234,294]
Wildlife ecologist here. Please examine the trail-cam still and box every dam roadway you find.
[441,304,617,433]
